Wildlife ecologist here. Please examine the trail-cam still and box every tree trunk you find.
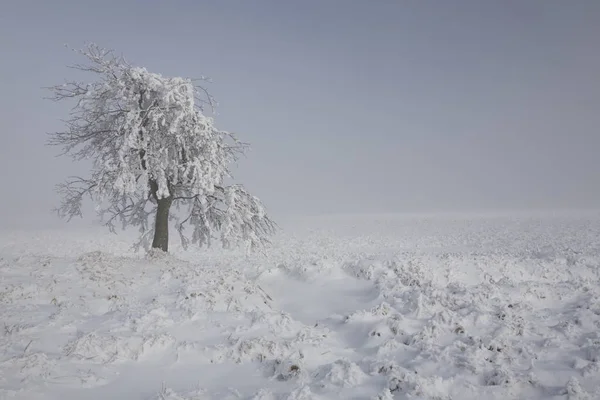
[152,196,173,252]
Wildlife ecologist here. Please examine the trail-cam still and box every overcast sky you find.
[1,0,599,227]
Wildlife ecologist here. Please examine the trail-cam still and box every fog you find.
[1,0,599,228]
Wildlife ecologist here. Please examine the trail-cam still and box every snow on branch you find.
[47,43,276,252]
[175,185,277,252]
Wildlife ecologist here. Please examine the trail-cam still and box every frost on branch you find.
[47,44,276,252]
[175,185,276,251]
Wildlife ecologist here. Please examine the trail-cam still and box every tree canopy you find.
[47,44,276,252]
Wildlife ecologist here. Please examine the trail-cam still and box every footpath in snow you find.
[1,213,600,399]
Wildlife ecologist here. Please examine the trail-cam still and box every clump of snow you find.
[314,358,368,388]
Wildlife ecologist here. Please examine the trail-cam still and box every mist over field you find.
[1,1,600,399]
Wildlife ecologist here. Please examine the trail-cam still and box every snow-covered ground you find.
[1,212,600,399]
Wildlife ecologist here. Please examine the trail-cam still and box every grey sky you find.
[1,0,599,227]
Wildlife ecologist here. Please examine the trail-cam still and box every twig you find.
[24,340,33,354]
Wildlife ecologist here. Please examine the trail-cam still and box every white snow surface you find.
[1,212,600,399]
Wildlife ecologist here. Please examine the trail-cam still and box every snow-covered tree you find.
[47,44,276,252]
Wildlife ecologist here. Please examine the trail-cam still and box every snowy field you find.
[1,212,600,400]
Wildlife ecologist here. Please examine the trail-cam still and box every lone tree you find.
[47,44,276,252]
